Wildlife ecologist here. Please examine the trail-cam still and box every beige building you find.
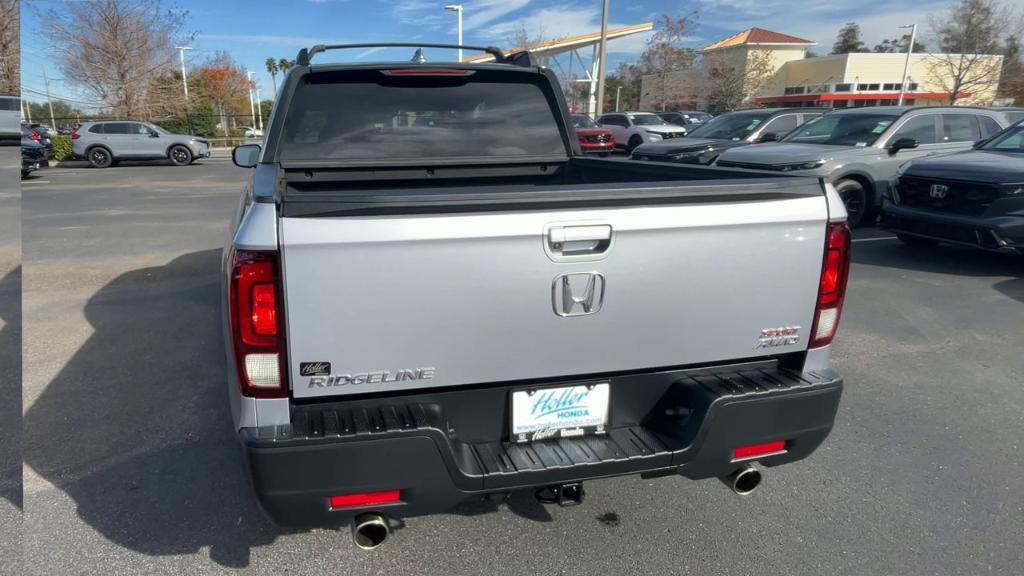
[640,27,1004,112]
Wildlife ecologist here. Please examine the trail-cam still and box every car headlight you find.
[895,160,914,176]
[669,149,706,161]
[999,184,1024,197]
[775,159,826,171]
[644,130,664,138]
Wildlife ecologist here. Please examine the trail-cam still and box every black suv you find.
[882,120,1024,254]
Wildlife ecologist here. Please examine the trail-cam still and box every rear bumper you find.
[240,360,842,527]
[881,202,1024,253]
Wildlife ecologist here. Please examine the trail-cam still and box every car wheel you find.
[627,136,643,154]
[169,145,193,166]
[896,234,939,248]
[21,170,29,178]
[88,147,113,168]
[835,178,868,228]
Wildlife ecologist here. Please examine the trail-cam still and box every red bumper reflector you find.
[329,490,401,509]
[733,440,787,460]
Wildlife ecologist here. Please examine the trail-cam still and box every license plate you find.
[510,383,609,443]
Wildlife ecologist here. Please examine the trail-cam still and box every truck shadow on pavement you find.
[22,250,295,568]
[1,265,22,511]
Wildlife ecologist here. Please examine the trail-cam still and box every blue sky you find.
[21,0,955,109]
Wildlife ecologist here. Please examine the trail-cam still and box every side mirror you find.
[889,137,919,154]
[232,144,261,168]
[149,132,160,138]
[757,132,779,143]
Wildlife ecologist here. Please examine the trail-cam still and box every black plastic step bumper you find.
[240,361,843,527]
[881,203,1024,253]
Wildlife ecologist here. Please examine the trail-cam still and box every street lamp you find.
[897,24,917,106]
[444,4,463,62]
[176,46,193,99]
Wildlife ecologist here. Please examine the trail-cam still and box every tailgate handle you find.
[548,225,612,256]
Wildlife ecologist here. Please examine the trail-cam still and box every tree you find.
[831,22,868,54]
[0,1,19,96]
[259,99,273,127]
[998,35,1024,103]
[638,12,699,111]
[39,0,192,117]
[265,58,279,95]
[192,52,249,137]
[27,100,82,127]
[702,49,775,114]
[278,58,295,74]
[873,34,927,53]
[928,0,1021,103]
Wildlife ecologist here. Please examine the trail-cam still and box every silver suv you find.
[72,120,210,168]
[715,106,1013,226]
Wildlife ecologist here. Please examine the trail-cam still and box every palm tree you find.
[265,57,279,95]
[278,58,295,74]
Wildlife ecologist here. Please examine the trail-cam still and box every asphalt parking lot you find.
[20,157,1024,575]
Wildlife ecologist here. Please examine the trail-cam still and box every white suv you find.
[597,111,687,153]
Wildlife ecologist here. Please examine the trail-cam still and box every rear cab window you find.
[277,68,567,163]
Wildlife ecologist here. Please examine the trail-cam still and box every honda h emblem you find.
[929,184,949,199]
[552,273,605,317]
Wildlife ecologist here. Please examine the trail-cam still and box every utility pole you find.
[445,5,464,62]
[246,71,258,131]
[897,24,917,106]
[42,66,57,130]
[615,86,622,112]
[594,0,610,116]
[22,97,31,122]
[176,46,193,99]
[176,46,193,133]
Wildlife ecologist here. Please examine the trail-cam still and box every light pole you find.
[594,0,610,116]
[897,24,917,106]
[615,85,622,112]
[445,4,463,62]
[246,71,258,132]
[176,46,193,99]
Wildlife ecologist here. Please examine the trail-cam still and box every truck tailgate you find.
[281,189,828,398]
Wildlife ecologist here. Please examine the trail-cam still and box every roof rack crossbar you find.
[296,43,506,66]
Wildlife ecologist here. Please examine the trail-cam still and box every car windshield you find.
[629,114,668,126]
[982,123,1024,152]
[686,112,772,140]
[783,113,896,146]
[572,115,600,128]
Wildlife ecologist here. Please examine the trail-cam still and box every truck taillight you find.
[230,249,288,398]
[809,222,851,348]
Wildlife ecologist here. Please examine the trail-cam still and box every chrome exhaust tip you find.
[720,465,763,496]
[352,513,390,550]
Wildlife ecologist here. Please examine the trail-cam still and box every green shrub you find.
[51,135,73,161]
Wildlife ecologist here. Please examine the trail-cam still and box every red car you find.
[572,113,615,155]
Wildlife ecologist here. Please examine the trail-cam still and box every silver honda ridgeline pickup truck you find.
[223,43,850,549]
